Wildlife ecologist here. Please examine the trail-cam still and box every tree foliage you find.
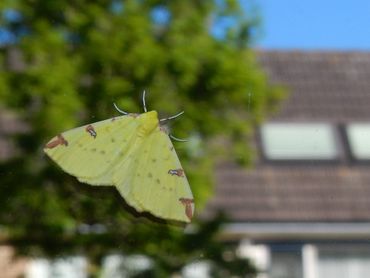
[0,0,283,276]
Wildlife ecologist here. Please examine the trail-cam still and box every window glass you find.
[346,123,370,160]
[261,123,338,160]
[270,248,302,278]
[318,247,370,278]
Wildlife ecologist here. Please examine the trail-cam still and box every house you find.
[204,51,370,278]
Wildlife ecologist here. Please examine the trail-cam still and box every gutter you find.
[221,222,370,241]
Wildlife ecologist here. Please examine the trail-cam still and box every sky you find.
[2,1,370,51]
[245,0,370,50]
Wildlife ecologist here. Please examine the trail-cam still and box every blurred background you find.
[0,1,369,277]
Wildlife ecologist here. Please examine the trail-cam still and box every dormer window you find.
[346,123,370,160]
[260,123,339,160]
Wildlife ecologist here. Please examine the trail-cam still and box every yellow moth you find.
[44,92,194,223]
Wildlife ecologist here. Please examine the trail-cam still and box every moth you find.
[44,92,194,223]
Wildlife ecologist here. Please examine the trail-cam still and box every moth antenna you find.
[170,134,188,142]
[142,90,147,112]
[160,111,185,122]
[113,103,129,115]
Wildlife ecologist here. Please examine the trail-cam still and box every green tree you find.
[0,0,283,276]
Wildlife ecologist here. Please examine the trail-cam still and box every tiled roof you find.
[205,163,370,222]
[204,51,370,223]
[258,51,370,122]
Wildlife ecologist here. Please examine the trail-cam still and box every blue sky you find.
[2,2,370,51]
[245,0,370,50]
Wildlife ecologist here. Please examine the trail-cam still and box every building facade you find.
[205,51,370,278]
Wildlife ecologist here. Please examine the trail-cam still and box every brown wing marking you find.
[168,168,184,177]
[45,134,68,149]
[85,124,97,138]
[179,198,194,221]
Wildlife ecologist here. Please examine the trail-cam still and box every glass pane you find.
[346,123,370,160]
[261,123,338,160]
[270,250,303,278]
[318,247,370,278]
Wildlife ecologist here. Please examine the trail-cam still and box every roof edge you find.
[221,222,370,241]
[254,48,370,54]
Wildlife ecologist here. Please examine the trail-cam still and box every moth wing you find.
[114,128,194,223]
[99,138,146,211]
[44,115,139,184]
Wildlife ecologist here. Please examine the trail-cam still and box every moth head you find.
[159,125,170,134]
[114,90,187,142]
